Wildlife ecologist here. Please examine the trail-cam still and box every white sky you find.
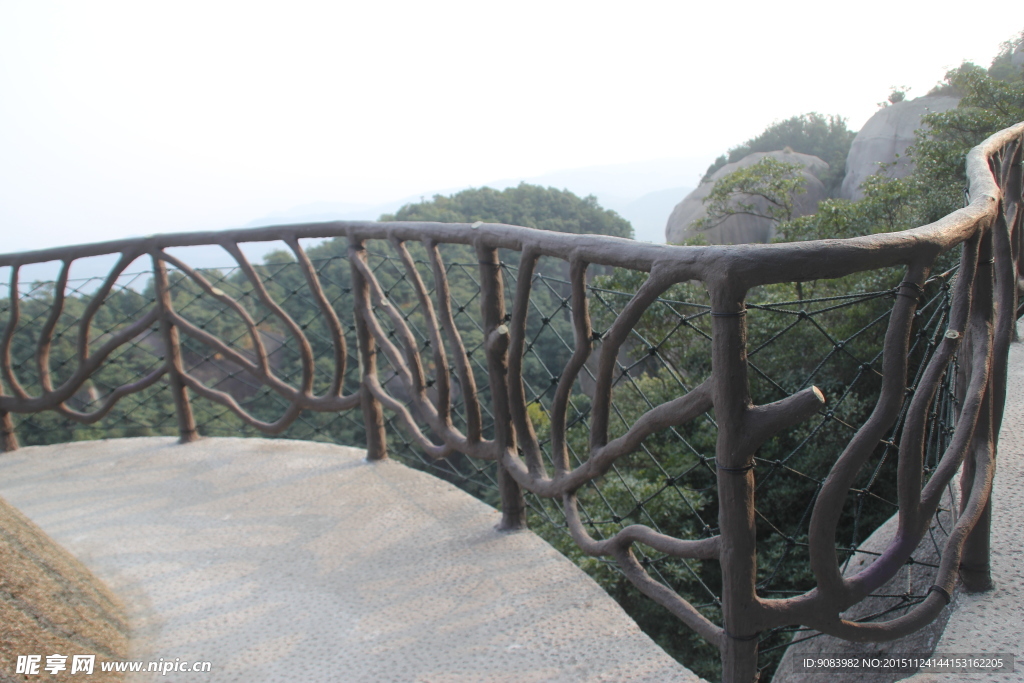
[1,1,1022,254]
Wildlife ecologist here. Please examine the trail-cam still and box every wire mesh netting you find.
[0,239,964,681]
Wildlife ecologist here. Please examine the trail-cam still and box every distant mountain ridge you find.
[242,156,709,244]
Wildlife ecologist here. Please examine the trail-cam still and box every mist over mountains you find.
[243,156,709,244]
[8,156,707,287]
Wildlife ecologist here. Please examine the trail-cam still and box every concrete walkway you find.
[0,437,701,683]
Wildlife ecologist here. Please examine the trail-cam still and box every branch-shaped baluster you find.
[563,493,724,648]
[590,265,674,451]
[894,236,978,530]
[1,265,29,400]
[30,258,166,433]
[351,245,427,397]
[495,268,720,497]
[550,257,591,475]
[1,307,161,414]
[157,250,360,413]
[0,409,16,451]
[2,248,161,416]
[990,197,1018,443]
[1003,142,1023,288]
[221,241,315,395]
[159,251,271,374]
[959,204,1011,591]
[153,253,198,442]
[362,381,454,459]
[35,260,71,392]
[75,251,138,364]
[499,379,715,496]
[156,249,303,435]
[348,239,386,460]
[477,243,526,529]
[427,241,482,444]
[505,247,544,475]
[285,236,347,398]
[393,239,451,424]
[806,262,930,607]
[791,378,996,643]
[841,240,988,603]
[0,266,18,448]
[179,373,303,434]
[55,367,168,423]
[349,242,466,459]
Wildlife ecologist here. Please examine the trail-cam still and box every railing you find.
[1,121,1021,682]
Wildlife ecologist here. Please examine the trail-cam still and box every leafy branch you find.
[692,157,807,232]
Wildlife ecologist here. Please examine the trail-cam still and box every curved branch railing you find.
[1,122,1022,681]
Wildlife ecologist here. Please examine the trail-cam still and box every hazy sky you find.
[1,1,1022,254]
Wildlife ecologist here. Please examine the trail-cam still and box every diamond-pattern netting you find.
[0,242,963,681]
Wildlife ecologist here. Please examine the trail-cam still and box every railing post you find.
[0,410,17,452]
[349,239,388,461]
[709,282,759,683]
[958,234,996,592]
[152,255,199,444]
[959,382,995,592]
[477,243,527,531]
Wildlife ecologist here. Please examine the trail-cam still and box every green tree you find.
[912,58,1024,222]
[693,157,807,232]
[701,113,855,194]
[381,182,633,239]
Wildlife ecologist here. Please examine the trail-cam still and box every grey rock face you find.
[840,95,960,201]
[665,150,829,245]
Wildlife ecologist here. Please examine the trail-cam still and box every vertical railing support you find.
[152,254,199,444]
[960,237,996,591]
[349,239,388,461]
[960,384,995,592]
[477,243,527,531]
[0,410,17,452]
[710,282,759,683]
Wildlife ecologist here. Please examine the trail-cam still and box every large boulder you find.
[665,150,829,245]
[840,95,960,201]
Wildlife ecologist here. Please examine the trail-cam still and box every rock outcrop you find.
[665,150,829,244]
[839,95,960,201]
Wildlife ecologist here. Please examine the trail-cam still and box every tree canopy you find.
[701,113,855,194]
[693,157,807,232]
[911,54,1024,222]
[380,183,633,239]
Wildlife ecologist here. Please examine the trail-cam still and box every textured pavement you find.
[0,437,702,683]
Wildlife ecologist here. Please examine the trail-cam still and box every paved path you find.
[0,437,701,683]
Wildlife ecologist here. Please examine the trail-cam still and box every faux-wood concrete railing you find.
[1,121,1022,682]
